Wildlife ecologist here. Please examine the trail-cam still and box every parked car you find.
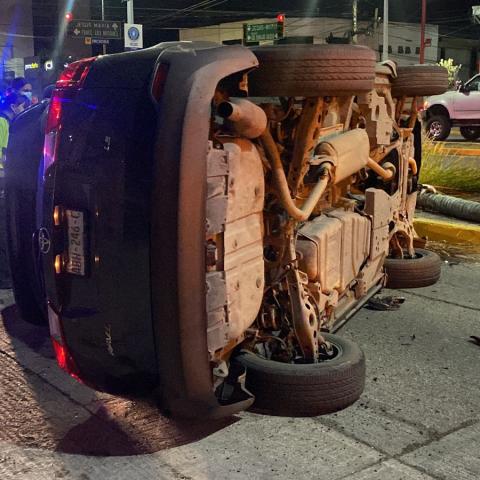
[5,44,447,418]
[423,73,480,141]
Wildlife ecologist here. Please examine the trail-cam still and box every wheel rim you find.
[429,121,443,138]
[249,336,344,364]
[388,251,424,260]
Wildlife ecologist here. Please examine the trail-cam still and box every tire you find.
[460,126,480,141]
[425,115,451,141]
[391,64,448,97]
[385,248,441,289]
[232,333,365,416]
[249,44,376,97]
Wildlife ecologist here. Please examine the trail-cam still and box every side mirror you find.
[455,80,464,91]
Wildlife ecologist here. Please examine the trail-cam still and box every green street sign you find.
[243,22,280,43]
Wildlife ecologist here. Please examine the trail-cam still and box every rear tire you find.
[460,126,480,141]
[385,248,441,289]
[232,333,365,416]
[249,44,376,97]
[392,65,448,97]
[425,115,451,141]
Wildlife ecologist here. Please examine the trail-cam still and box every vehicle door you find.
[453,74,480,120]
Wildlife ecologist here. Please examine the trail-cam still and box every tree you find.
[437,58,461,89]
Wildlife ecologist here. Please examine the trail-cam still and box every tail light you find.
[56,57,97,89]
[151,63,169,102]
[43,57,97,175]
[48,305,83,382]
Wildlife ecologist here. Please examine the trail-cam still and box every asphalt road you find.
[444,129,480,146]
[0,257,479,480]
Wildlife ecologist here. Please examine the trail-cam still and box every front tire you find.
[385,248,441,289]
[425,115,451,141]
[460,126,480,141]
[232,333,365,417]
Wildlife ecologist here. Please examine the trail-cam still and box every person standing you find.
[0,92,28,164]
[11,77,35,106]
[0,93,28,288]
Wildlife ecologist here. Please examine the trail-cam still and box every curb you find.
[431,147,480,156]
[414,217,480,246]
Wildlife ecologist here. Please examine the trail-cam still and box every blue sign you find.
[128,26,140,41]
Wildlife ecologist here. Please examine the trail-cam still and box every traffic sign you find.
[68,20,122,40]
[124,23,143,50]
[244,23,279,43]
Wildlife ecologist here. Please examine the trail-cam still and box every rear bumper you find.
[150,43,257,417]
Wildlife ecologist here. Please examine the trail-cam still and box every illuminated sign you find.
[25,62,39,70]
[45,60,54,71]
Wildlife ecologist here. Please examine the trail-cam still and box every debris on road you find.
[366,296,406,311]
[469,336,480,346]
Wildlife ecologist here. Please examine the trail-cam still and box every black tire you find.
[425,115,451,141]
[391,64,448,97]
[385,248,441,289]
[460,126,480,141]
[232,333,365,416]
[249,44,376,97]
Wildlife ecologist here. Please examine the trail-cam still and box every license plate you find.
[65,209,86,276]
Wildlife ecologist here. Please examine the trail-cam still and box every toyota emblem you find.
[38,228,51,255]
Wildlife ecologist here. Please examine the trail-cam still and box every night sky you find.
[32,0,480,53]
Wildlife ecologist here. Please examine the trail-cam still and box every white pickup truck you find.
[423,74,480,141]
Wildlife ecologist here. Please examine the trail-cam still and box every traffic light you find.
[277,13,285,38]
[65,12,73,22]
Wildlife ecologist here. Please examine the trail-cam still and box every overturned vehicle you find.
[6,43,448,418]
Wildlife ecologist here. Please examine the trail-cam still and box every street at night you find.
[0,1,479,479]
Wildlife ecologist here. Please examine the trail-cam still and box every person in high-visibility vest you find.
[0,92,28,164]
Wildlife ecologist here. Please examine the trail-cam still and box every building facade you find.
[0,0,35,82]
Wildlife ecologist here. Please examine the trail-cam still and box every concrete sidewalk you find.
[0,260,479,480]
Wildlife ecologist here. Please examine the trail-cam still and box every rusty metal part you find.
[408,157,418,175]
[315,128,370,184]
[286,268,319,363]
[367,157,395,181]
[288,97,324,195]
[217,98,268,139]
[407,97,419,129]
[395,95,406,122]
[206,140,265,356]
[259,129,331,222]
[370,139,401,163]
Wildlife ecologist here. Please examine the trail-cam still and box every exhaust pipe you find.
[217,98,267,139]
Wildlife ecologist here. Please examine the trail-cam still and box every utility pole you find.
[382,0,389,61]
[352,0,358,44]
[127,0,135,24]
[101,0,106,55]
[419,0,426,63]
